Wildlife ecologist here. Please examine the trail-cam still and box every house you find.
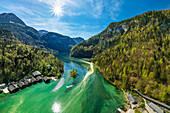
[8,84,19,93]
[0,83,6,89]
[23,79,31,86]
[127,108,135,113]
[17,81,26,89]
[8,85,16,93]
[44,76,50,83]
[13,83,19,89]
[127,93,137,104]
[2,87,9,94]
[36,76,42,83]
[31,76,37,84]
[32,71,41,77]
[148,102,164,113]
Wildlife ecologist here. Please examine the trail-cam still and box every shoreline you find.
[94,64,170,112]
[0,72,59,94]
[75,58,129,112]
[92,63,129,112]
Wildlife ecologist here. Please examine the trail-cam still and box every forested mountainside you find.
[0,13,85,53]
[0,29,64,83]
[70,10,170,58]
[72,37,85,44]
[71,9,170,104]
[0,23,44,47]
[41,32,85,52]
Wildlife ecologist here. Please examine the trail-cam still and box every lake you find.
[0,53,126,113]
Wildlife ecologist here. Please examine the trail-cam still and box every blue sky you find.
[0,0,169,39]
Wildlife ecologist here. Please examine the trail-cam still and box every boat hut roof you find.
[31,76,37,83]
[44,76,48,80]
[8,85,15,92]
[12,83,19,89]
[148,102,164,113]
[17,81,25,88]
[23,79,29,85]
[32,71,41,77]
[36,76,42,80]
[31,77,36,80]
[3,87,9,94]
[0,83,6,88]
[44,76,50,83]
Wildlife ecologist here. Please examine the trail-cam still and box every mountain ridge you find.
[41,32,85,52]
[0,13,26,26]
[0,13,85,53]
[0,28,64,83]
[70,9,170,104]
[70,9,170,58]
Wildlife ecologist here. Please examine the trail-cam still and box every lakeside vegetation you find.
[0,28,64,83]
[70,68,78,78]
[71,10,170,104]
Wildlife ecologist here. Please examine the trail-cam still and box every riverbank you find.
[103,76,130,112]
[79,60,129,112]
[96,66,169,113]
[0,71,59,94]
[0,54,127,113]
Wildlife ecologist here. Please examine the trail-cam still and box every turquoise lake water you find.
[0,53,126,113]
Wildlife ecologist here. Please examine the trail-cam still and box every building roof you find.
[31,77,37,82]
[0,83,6,88]
[37,76,42,79]
[0,83,5,87]
[2,87,9,94]
[24,79,28,85]
[8,85,15,92]
[127,94,136,104]
[13,84,19,88]
[127,109,134,113]
[133,96,142,103]
[36,76,42,81]
[44,76,50,83]
[32,71,41,77]
[148,102,164,113]
[17,81,25,88]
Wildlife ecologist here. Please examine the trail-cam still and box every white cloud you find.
[38,0,123,19]
[109,0,123,20]
[2,5,36,16]
[0,4,46,18]
[89,0,104,18]
[0,0,124,39]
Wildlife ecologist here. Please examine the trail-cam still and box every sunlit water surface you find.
[0,53,126,113]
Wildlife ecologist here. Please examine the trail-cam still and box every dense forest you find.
[71,10,170,104]
[41,32,84,52]
[0,28,64,83]
[0,23,46,49]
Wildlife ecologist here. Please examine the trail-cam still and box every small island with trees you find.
[70,68,78,78]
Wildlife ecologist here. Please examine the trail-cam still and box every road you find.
[134,89,170,110]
